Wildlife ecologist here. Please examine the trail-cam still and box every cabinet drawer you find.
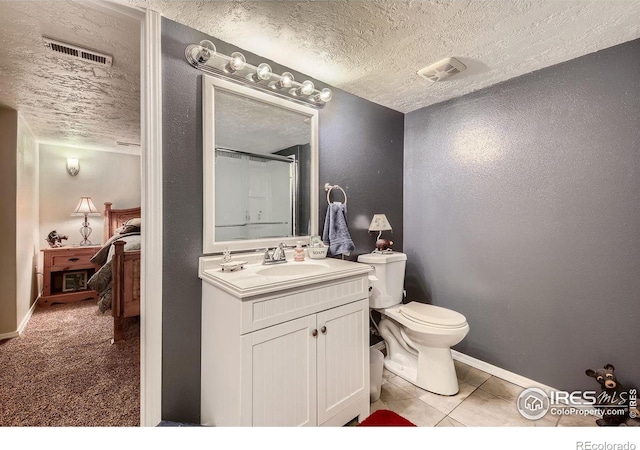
[241,275,368,334]
[49,251,97,270]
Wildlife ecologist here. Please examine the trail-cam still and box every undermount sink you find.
[255,262,330,277]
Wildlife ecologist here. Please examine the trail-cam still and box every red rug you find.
[359,409,416,426]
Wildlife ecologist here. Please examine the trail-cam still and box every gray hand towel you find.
[322,203,355,256]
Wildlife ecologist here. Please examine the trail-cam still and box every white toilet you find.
[357,252,469,396]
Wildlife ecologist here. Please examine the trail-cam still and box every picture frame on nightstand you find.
[62,271,88,292]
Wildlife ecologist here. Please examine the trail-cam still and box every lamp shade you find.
[368,214,392,232]
[71,197,101,216]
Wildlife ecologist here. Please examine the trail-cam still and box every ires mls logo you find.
[517,387,634,420]
[517,388,550,420]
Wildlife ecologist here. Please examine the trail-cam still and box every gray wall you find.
[161,18,403,423]
[404,38,640,392]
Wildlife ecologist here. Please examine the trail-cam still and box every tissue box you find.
[307,246,328,259]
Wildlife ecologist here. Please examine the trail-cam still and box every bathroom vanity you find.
[199,252,372,426]
[197,69,372,426]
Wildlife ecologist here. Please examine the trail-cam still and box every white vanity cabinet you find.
[199,255,372,427]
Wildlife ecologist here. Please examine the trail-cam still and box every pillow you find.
[124,218,141,228]
[115,217,141,235]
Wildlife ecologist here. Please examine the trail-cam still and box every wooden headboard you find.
[103,202,142,242]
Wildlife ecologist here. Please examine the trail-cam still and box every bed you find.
[87,202,141,343]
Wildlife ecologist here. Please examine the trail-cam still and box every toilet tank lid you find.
[357,252,407,264]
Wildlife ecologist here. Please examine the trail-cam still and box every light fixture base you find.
[185,44,329,109]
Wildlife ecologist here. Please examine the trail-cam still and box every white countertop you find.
[199,250,372,299]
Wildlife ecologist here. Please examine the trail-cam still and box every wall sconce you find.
[185,40,333,109]
[66,158,80,176]
[71,196,101,246]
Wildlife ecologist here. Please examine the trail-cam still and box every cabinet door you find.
[241,314,317,426]
[316,299,368,424]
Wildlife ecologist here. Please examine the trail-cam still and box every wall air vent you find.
[43,37,113,67]
[417,57,466,82]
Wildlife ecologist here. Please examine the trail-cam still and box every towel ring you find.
[325,183,347,205]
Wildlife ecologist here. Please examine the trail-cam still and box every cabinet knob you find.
[311,329,318,337]
[321,326,327,334]
[69,257,80,262]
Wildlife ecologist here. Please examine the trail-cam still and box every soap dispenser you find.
[294,241,305,262]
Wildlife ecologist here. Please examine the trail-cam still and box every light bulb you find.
[256,63,272,80]
[225,52,246,73]
[314,88,332,102]
[295,80,314,96]
[195,40,216,63]
[248,62,272,82]
[278,72,294,89]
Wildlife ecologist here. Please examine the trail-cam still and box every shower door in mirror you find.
[214,148,295,241]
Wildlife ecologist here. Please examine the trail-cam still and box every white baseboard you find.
[0,330,19,340]
[0,299,38,341]
[451,349,555,391]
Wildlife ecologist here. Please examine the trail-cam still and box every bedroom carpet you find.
[0,300,140,427]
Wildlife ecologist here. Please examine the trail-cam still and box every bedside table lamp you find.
[71,197,101,246]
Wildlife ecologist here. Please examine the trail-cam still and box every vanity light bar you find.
[185,41,332,109]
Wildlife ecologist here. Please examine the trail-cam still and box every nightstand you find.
[40,246,102,306]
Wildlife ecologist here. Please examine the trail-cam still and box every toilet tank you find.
[357,252,407,309]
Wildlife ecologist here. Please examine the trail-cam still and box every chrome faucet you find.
[262,243,287,265]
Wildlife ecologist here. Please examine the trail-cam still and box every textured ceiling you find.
[125,0,640,113]
[1,1,639,151]
[0,1,140,153]
[216,89,311,154]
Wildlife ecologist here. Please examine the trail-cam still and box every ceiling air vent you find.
[42,37,113,67]
[417,57,466,82]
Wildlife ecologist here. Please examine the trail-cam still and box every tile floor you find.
[362,360,598,427]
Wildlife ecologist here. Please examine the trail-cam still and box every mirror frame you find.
[202,74,319,254]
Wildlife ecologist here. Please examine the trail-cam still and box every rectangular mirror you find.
[203,75,318,254]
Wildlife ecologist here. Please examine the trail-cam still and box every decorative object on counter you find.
[66,157,80,176]
[323,183,353,257]
[308,246,328,259]
[220,261,248,272]
[71,196,101,246]
[308,235,328,259]
[368,213,393,253]
[46,230,68,248]
[585,364,639,426]
[186,40,332,109]
[221,247,232,264]
[294,241,305,262]
[310,235,323,247]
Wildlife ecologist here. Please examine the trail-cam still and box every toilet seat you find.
[399,302,467,329]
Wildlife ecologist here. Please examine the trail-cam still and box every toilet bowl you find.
[379,302,469,395]
[358,252,470,396]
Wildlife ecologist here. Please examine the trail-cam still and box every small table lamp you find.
[71,197,101,246]
[368,213,393,252]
